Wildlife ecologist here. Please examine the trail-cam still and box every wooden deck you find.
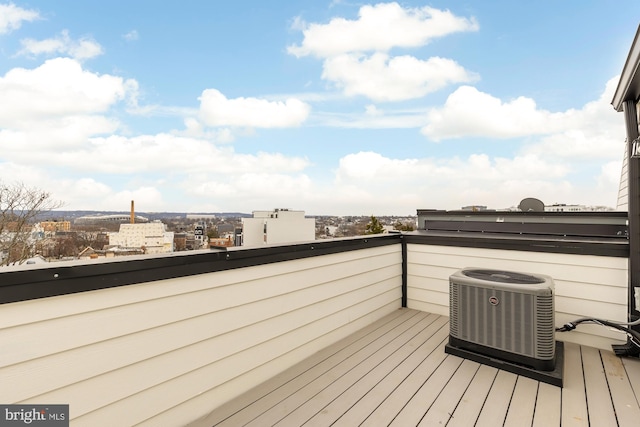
[202,308,640,427]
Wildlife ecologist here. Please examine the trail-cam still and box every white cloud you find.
[188,173,312,199]
[0,3,39,34]
[365,105,382,116]
[422,86,559,140]
[17,30,104,60]
[331,151,593,212]
[198,89,310,128]
[53,179,167,212]
[0,162,53,188]
[311,105,428,128]
[288,4,479,102]
[0,58,133,126]
[422,77,625,160]
[0,132,310,175]
[322,53,478,101]
[102,187,165,211]
[1,129,314,212]
[522,77,624,160]
[0,116,119,151]
[178,117,235,143]
[598,160,624,191]
[288,2,478,58]
[123,30,139,41]
[336,151,567,185]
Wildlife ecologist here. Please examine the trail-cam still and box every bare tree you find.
[0,182,63,266]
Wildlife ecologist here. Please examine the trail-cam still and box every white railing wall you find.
[0,236,630,426]
[0,244,402,427]
[406,243,628,350]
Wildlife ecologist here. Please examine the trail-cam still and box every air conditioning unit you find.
[448,268,556,371]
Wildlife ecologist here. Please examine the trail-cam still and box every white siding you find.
[617,139,629,211]
[108,222,173,253]
[242,210,315,247]
[406,244,628,350]
[0,245,402,426]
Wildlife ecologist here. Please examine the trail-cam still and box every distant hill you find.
[38,210,252,221]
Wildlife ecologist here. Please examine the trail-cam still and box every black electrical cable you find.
[556,317,640,357]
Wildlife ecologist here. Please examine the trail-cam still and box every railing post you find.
[624,99,640,331]
[401,235,407,308]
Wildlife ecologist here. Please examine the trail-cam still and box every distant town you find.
[1,200,617,266]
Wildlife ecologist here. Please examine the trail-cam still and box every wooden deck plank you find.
[320,317,450,427]
[417,359,480,426]
[387,355,463,426]
[560,342,589,427]
[302,315,448,426]
[503,376,538,427]
[622,355,640,406]
[359,338,449,426]
[601,349,640,427]
[245,311,432,427]
[200,310,639,427]
[271,313,439,426]
[581,346,617,426]
[532,382,561,427]
[446,364,498,427]
[474,369,517,427]
[210,308,415,426]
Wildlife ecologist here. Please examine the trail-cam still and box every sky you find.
[0,1,639,216]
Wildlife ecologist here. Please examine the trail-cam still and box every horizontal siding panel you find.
[555,296,627,321]
[0,245,401,330]
[407,263,458,282]
[407,287,449,308]
[554,280,627,305]
[3,248,402,425]
[409,250,626,288]
[408,244,628,270]
[407,300,449,316]
[406,275,449,294]
[65,291,402,425]
[1,266,401,403]
[1,252,401,367]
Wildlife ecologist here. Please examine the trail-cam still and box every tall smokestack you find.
[130,200,135,224]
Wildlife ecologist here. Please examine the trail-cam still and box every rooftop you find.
[0,214,636,425]
[205,309,640,427]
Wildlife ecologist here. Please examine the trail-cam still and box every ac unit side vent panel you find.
[450,284,554,359]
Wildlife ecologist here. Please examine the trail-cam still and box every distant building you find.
[544,204,614,212]
[39,221,71,232]
[242,209,315,247]
[461,206,488,211]
[217,223,235,235]
[108,222,174,254]
[174,232,187,251]
[209,237,234,248]
[186,214,217,220]
[544,204,588,212]
[194,222,206,248]
[75,214,149,224]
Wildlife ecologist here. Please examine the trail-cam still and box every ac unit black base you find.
[445,339,564,387]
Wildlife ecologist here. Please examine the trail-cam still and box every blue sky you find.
[0,1,638,215]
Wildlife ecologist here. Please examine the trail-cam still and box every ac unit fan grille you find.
[461,269,545,284]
